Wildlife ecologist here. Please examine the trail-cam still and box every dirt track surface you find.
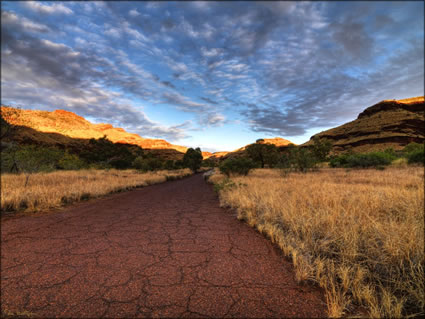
[1,174,325,318]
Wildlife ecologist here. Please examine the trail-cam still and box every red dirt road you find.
[1,174,326,318]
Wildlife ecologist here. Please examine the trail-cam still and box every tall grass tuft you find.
[1,168,192,213]
[209,167,424,317]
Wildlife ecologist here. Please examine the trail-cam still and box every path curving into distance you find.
[1,174,325,318]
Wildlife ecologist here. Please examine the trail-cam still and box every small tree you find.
[278,144,317,173]
[311,137,332,162]
[183,147,203,172]
[291,147,317,172]
[1,106,23,173]
[246,141,279,168]
[14,146,63,186]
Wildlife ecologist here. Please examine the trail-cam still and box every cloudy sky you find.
[1,1,424,152]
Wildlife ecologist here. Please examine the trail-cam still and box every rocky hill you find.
[0,106,214,160]
[303,97,424,153]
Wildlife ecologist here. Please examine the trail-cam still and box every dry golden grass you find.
[1,168,192,213]
[209,167,424,318]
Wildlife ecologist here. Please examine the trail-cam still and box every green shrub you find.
[407,148,424,164]
[13,145,63,173]
[109,157,133,169]
[330,151,396,168]
[403,142,424,154]
[219,157,256,177]
[174,160,184,169]
[57,152,87,170]
[402,143,424,165]
[80,136,136,167]
[164,160,175,170]
[290,147,317,172]
[201,158,217,167]
[329,154,350,168]
[132,156,163,171]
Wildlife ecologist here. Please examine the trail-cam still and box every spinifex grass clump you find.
[1,168,192,213]
[210,167,424,317]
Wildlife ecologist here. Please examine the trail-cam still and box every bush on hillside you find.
[403,142,424,154]
[57,151,87,170]
[407,148,424,164]
[164,160,175,170]
[109,157,134,169]
[132,156,164,171]
[80,136,136,169]
[329,154,350,168]
[219,157,256,177]
[174,160,184,169]
[330,151,396,168]
[402,142,424,164]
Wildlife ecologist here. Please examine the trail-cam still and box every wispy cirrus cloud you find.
[23,1,73,15]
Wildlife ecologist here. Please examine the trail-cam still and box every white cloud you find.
[121,21,151,43]
[191,2,212,11]
[2,11,50,33]
[179,19,214,40]
[129,9,140,17]
[201,47,222,58]
[24,2,73,15]
[145,2,159,10]
[105,27,121,38]
[205,113,225,126]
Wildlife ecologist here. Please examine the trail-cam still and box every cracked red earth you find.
[1,174,326,318]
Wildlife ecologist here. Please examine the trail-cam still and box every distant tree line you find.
[1,138,208,176]
[218,137,424,176]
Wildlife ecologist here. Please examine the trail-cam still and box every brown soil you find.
[1,174,326,318]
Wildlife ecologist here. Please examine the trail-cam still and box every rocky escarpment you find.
[304,97,424,153]
[0,106,221,159]
[1,106,193,157]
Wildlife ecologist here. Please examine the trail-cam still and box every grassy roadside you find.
[208,167,424,318]
[1,168,193,213]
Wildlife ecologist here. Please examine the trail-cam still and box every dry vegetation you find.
[209,167,424,318]
[1,168,192,213]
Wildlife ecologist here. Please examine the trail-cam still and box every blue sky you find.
[1,1,424,152]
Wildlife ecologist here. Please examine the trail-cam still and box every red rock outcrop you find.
[1,106,190,155]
